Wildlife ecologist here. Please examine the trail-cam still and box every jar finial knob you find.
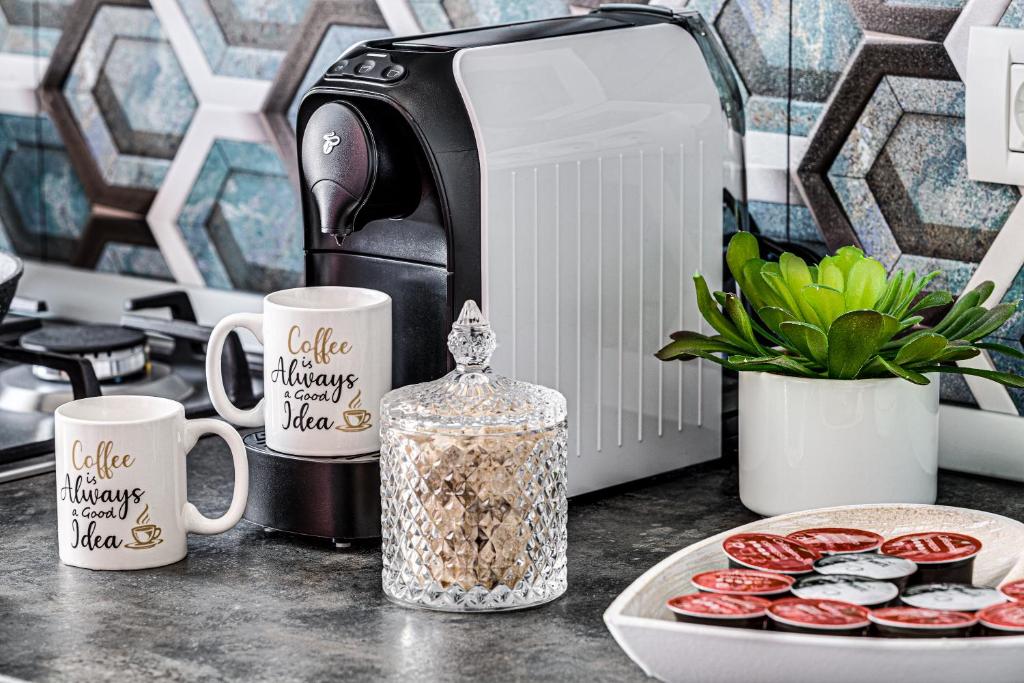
[447,300,496,369]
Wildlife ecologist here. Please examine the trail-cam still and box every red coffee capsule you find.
[691,569,795,597]
[787,528,883,555]
[1000,579,1024,602]
[977,601,1024,636]
[869,607,977,638]
[881,532,981,563]
[881,532,982,585]
[722,533,821,575]
[666,593,771,629]
[766,597,870,636]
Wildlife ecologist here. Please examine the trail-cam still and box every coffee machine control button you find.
[355,60,377,75]
[382,65,405,81]
[329,59,349,75]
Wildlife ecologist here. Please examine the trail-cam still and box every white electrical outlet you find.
[966,27,1024,183]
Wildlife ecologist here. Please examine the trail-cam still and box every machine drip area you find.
[242,431,381,548]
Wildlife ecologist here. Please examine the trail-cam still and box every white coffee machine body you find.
[454,22,729,495]
[298,6,744,497]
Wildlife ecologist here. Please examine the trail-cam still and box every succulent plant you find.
[655,232,1024,387]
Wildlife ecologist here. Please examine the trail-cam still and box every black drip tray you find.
[242,431,381,545]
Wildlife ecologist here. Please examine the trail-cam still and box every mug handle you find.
[206,312,264,426]
[181,418,249,535]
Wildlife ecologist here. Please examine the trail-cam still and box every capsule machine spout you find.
[301,102,373,244]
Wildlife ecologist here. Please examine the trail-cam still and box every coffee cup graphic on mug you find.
[54,395,248,570]
[206,286,391,456]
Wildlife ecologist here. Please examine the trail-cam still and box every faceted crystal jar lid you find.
[380,300,567,435]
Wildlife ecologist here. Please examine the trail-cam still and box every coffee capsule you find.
[999,578,1024,602]
[881,532,981,585]
[814,553,917,591]
[792,574,898,608]
[977,601,1024,636]
[786,528,883,555]
[901,583,1009,613]
[722,533,820,575]
[691,568,795,597]
[868,607,977,638]
[766,597,870,636]
[666,593,771,629]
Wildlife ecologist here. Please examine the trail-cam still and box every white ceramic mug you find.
[206,286,391,456]
[54,395,248,570]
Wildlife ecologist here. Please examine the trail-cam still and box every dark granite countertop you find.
[3,436,1024,682]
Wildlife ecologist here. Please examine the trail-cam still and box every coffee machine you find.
[245,4,746,542]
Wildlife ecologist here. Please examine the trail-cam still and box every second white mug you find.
[206,286,391,456]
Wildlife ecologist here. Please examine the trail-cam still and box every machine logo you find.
[322,131,341,155]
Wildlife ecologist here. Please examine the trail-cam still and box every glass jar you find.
[379,300,568,611]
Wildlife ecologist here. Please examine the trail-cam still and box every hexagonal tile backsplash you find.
[3,0,1024,414]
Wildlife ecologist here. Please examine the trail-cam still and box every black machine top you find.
[363,5,683,54]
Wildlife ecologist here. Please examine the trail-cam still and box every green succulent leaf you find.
[832,245,865,281]
[779,321,828,367]
[730,354,819,378]
[827,310,889,379]
[656,331,746,361]
[916,365,1024,390]
[816,256,844,291]
[693,274,753,351]
[906,284,951,315]
[894,332,948,366]
[942,307,987,340]
[741,259,780,310]
[974,341,1024,361]
[844,258,887,310]
[779,253,819,323]
[875,356,931,385]
[757,306,797,336]
[724,294,766,354]
[726,232,760,295]
[762,269,801,318]
[932,343,981,363]
[933,281,994,335]
[875,271,904,314]
[802,284,845,330]
[959,302,1018,342]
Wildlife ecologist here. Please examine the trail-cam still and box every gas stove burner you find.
[21,324,149,382]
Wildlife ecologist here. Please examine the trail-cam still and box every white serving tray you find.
[604,504,1024,683]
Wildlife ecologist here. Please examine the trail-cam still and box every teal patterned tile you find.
[885,0,964,7]
[748,201,822,243]
[287,23,392,129]
[0,0,74,56]
[177,139,302,292]
[408,1,454,31]
[63,5,196,191]
[830,77,901,179]
[0,113,90,261]
[443,0,570,27]
[830,175,901,269]
[885,115,1015,233]
[178,0,313,80]
[716,0,861,103]
[997,265,1024,342]
[887,76,965,117]
[96,243,173,280]
[745,97,822,136]
[1000,0,1024,27]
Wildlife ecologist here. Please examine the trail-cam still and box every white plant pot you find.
[738,372,940,516]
